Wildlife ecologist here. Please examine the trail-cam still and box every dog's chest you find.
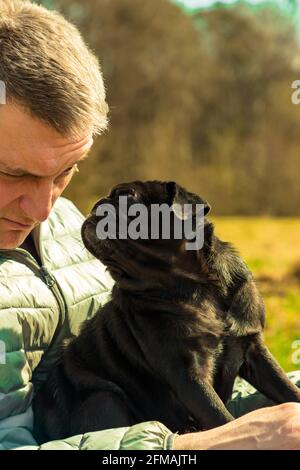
[188,294,236,386]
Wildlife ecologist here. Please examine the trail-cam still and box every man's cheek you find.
[0,182,17,213]
[56,173,75,196]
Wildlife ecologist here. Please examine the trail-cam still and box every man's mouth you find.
[1,217,34,230]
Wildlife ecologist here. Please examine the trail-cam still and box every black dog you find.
[33,180,300,442]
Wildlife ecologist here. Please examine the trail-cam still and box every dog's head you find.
[82,181,213,290]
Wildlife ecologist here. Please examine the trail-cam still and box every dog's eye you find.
[114,188,138,200]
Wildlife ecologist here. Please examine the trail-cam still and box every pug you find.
[33,180,300,442]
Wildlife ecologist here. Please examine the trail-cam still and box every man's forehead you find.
[0,103,93,176]
[0,134,93,177]
[0,146,92,176]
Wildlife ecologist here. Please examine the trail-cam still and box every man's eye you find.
[62,167,73,175]
[0,164,79,180]
[0,171,23,179]
[58,164,79,178]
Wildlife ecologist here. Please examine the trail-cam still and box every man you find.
[0,0,300,450]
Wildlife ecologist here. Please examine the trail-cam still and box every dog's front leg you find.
[239,336,300,403]
[228,276,300,402]
[166,368,234,430]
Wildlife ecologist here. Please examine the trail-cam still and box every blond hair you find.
[0,0,108,137]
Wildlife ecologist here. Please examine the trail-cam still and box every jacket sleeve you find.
[0,406,175,450]
[14,421,175,451]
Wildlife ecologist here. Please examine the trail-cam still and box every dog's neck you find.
[111,274,214,317]
[111,280,225,339]
[121,280,199,303]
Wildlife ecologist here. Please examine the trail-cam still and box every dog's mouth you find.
[83,214,116,247]
[81,216,99,256]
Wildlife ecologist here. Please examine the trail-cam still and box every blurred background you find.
[36,0,300,371]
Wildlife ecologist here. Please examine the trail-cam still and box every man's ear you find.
[166,181,211,216]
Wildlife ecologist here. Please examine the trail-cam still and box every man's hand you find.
[173,403,300,450]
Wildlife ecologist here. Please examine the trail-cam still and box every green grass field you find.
[212,217,300,372]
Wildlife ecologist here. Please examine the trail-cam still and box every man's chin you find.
[0,228,32,250]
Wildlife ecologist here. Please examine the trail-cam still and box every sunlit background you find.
[36,0,300,371]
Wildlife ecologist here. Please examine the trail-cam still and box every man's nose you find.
[19,178,55,223]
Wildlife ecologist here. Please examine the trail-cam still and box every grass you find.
[212,217,300,372]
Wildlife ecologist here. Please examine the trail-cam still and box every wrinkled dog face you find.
[81,181,211,287]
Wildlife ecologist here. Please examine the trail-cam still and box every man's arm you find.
[173,403,300,450]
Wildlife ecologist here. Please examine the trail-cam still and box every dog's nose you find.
[91,198,110,214]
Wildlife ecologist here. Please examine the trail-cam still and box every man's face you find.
[0,103,93,249]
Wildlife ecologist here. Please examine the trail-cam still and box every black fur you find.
[33,180,300,442]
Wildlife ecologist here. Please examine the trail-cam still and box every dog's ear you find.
[166,181,211,216]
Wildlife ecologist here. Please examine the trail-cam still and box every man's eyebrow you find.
[0,148,92,177]
[0,162,30,176]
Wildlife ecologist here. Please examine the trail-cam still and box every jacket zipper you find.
[39,265,66,319]
[39,265,57,287]
[0,248,66,322]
